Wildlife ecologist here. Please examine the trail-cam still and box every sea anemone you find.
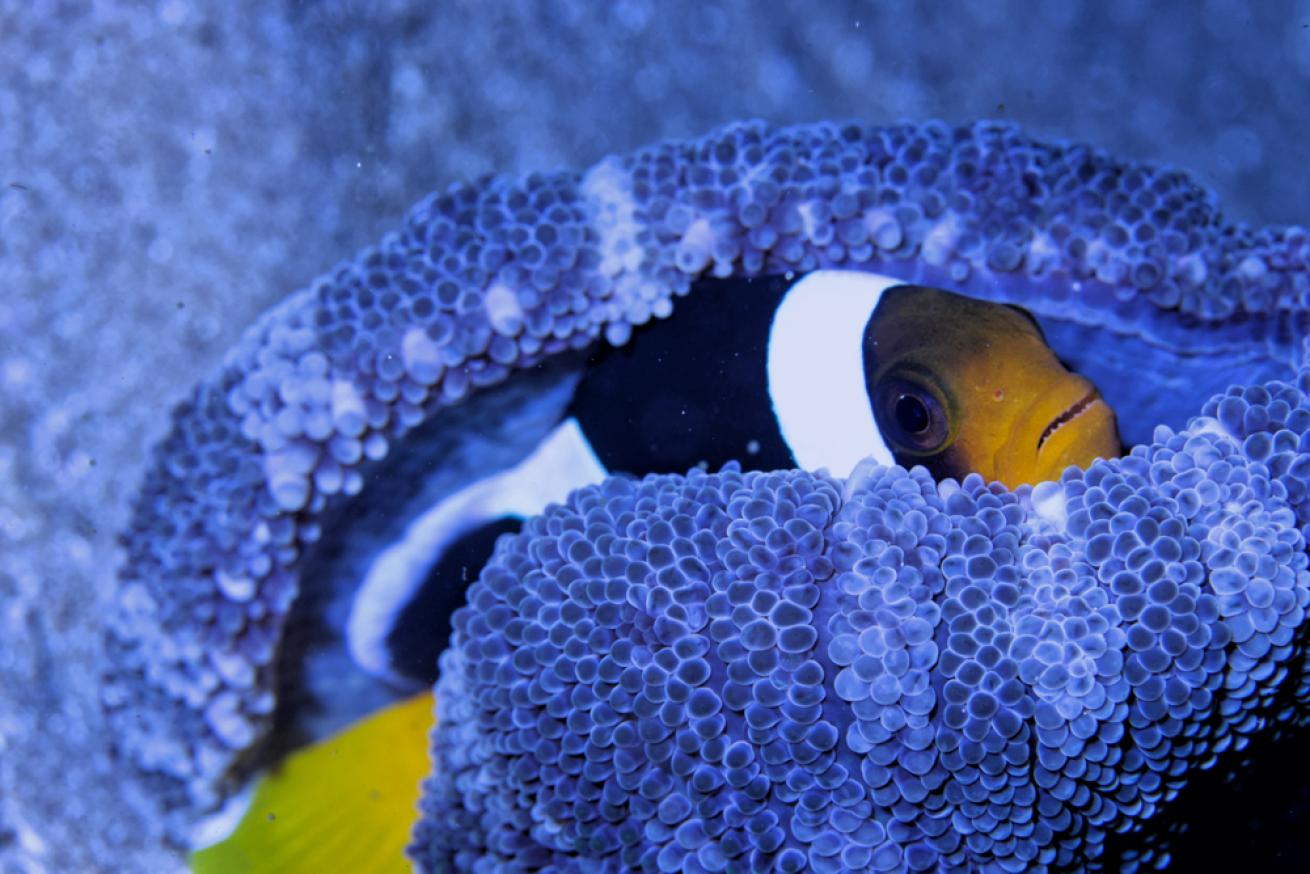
[106,120,1310,871]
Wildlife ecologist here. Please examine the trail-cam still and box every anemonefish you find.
[190,271,1120,872]
[862,282,1121,488]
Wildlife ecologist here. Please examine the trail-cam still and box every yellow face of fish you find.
[863,285,1121,489]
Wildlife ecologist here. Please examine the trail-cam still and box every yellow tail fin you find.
[190,689,435,874]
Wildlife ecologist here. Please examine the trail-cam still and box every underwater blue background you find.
[4,1,1310,870]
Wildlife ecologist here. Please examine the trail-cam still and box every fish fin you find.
[190,689,435,874]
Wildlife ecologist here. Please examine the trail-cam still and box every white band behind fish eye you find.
[767,269,896,478]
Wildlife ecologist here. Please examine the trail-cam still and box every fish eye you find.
[875,376,950,454]
[894,393,931,434]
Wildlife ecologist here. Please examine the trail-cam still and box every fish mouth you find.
[1037,389,1100,453]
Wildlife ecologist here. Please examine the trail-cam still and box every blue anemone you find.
[106,120,1310,871]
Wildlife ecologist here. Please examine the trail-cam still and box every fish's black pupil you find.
[895,394,930,434]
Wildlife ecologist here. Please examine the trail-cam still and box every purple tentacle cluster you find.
[415,371,1310,872]
[105,118,1310,864]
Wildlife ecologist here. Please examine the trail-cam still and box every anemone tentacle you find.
[106,120,1310,867]
[414,376,1310,871]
